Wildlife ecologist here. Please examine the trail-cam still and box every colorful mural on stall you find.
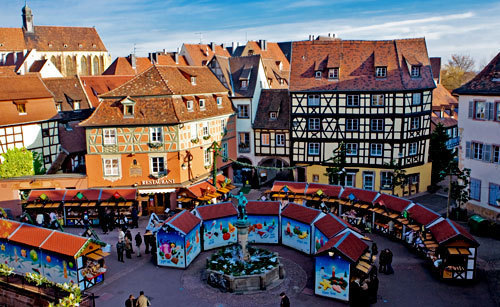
[156,229,186,268]
[247,215,279,244]
[315,255,350,301]
[40,250,78,284]
[185,225,201,266]
[314,230,329,253]
[202,216,237,250]
[281,217,311,254]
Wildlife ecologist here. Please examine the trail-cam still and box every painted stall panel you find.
[185,224,201,266]
[281,217,311,254]
[157,230,186,268]
[315,255,350,301]
[314,230,329,254]
[202,216,237,250]
[1,241,41,275]
[247,215,279,244]
[40,250,78,284]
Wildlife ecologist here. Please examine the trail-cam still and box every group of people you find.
[116,228,155,262]
[34,211,62,229]
[350,269,380,307]
[378,248,394,275]
[101,206,139,234]
[125,291,151,307]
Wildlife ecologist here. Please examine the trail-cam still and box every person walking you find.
[116,240,125,262]
[131,206,139,229]
[280,292,290,307]
[125,230,133,259]
[125,294,135,307]
[135,232,142,257]
[386,249,394,274]
[136,291,150,307]
[378,249,387,274]
[367,270,379,305]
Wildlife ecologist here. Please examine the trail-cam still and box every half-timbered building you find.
[289,38,435,196]
[80,65,235,213]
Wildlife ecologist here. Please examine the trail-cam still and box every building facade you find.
[454,52,500,219]
[289,38,435,196]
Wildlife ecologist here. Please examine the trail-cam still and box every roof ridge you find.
[154,65,175,94]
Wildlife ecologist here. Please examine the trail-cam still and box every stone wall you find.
[466,202,500,221]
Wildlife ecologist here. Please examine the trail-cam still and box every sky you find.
[2,0,499,69]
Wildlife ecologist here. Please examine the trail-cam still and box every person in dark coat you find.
[135,232,142,257]
[131,206,139,229]
[116,241,125,262]
[379,249,387,273]
[125,230,133,259]
[367,270,379,304]
[125,294,135,307]
[280,292,290,307]
[386,249,394,274]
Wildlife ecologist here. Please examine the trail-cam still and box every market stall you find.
[194,202,238,250]
[304,184,342,212]
[281,203,323,254]
[156,210,201,268]
[246,201,280,244]
[99,189,137,226]
[313,213,349,253]
[315,230,370,302]
[24,190,66,226]
[427,218,479,280]
[269,181,307,205]
[338,188,378,231]
[62,189,101,226]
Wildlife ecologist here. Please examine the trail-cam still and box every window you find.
[346,143,358,156]
[73,101,80,110]
[308,143,320,156]
[187,100,193,111]
[44,156,51,164]
[204,148,211,166]
[375,66,387,78]
[103,158,119,176]
[16,103,26,114]
[328,68,339,79]
[124,105,134,117]
[489,183,500,206]
[472,142,483,160]
[217,97,223,106]
[103,129,116,145]
[238,132,250,153]
[412,93,421,105]
[315,71,322,79]
[470,178,481,201]
[261,133,270,146]
[241,80,248,89]
[409,142,418,156]
[363,172,375,190]
[238,105,249,118]
[190,124,197,140]
[410,117,420,130]
[347,95,359,107]
[220,119,226,133]
[199,99,206,109]
[307,94,320,106]
[151,157,165,174]
[309,118,321,131]
[370,143,383,156]
[346,119,359,131]
[269,112,277,119]
[475,101,487,119]
[371,94,384,106]
[411,66,420,77]
[496,102,500,121]
[312,174,320,182]
[149,127,162,143]
[493,146,500,163]
[345,173,355,187]
[276,134,285,146]
[191,76,196,85]
[381,171,393,189]
[42,128,50,137]
[222,142,228,162]
[203,122,209,137]
[56,103,62,112]
[371,119,384,132]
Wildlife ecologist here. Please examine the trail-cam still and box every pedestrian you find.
[280,292,290,307]
[370,242,378,262]
[101,211,108,234]
[125,294,135,307]
[349,276,363,307]
[378,249,387,274]
[367,270,379,304]
[116,240,125,262]
[36,213,44,227]
[118,228,125,243]
[131,206,139,229]
[125,229,133,259]
[386,249,394,274]
[388,220,395,236]
[82,211,90,229]
[144,230,152,254]
[135,232,142,257]
[136,291,150,307]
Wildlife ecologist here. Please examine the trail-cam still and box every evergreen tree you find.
[429,123,454,187]
[324,142,347,185]
[383,159,407,196]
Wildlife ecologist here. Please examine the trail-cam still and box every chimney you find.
[210,42,216,52]
[261,40,267,51]
[174,52,179,64]
[130,54,136,69]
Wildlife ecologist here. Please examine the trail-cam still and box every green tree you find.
[441,54,476,91]
[32,152,46,175]
[442,157,471,217]
[0,147,35,178]
[324,142,347,185]
[429,123,454,187]
[383,159,407,196]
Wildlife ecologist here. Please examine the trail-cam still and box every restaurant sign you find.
[140,178,175,185]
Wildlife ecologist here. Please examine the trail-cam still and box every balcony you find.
[238,143,251,153]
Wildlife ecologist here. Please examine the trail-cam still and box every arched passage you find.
[257,158,292,186]
[233,156,253,185]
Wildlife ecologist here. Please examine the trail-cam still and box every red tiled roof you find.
[0,74,53,101]
[9,224,53,247]
[63,189,101,201]
[374,194,411,213]
[79,75,134,108]
[0,66,17,76]
[428,218,478,246]
[182,43,230,66]
[314,213,348,238]
[195,202,237,220]
[339,187,378,203]
[40,231,88,257]
[24,26,107,52]
[453,52,500,95]
[431,115,457,128]
[0,28,26,51]
[317,231,368,262]
[237,41,290,73]
[102,57,137,75]
[430,57,441,81]
[28,190,67,202]
[188,181,217,198]
[156,54,189,66]
[246,201,280,215]
[253,89,290,130]
[281,203,321,224]
[166,210,201,235]
[58,121,86,153]
[406,204,440,226]
[43,76,91,112]
[290,38,435,92]
[0,219,21,239]
[433,84,458,109]
[100,189,136,201]
[271,181,307,193]
[306,183,341,198]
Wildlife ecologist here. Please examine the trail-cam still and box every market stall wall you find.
[202,215,237,250]
[247,215,279,244]
[39,249,79,285]
[156,229,186,268]
[315,255,350,301]
[185,224,201,266]
[281,217,312,254]
[314,230,330,254]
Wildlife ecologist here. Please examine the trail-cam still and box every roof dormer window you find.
[15,102,27,115]
[63,44,68,48]
[411,65,421,77]
[199,98,206,109]
[241,80,248,89]
[277,61,283,70]
[78,43,83,48]
[216,97,223,106]
[187,100,193,111]
[120,97,136,118]
[328,68,339,80]
[73,101,81,111]
[191,76,196,85]
[48,43,53,48]
[315,70,322,79]
[376,66,387,78]
[270,112,277,120]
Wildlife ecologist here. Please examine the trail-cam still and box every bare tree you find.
[441,54,476,91]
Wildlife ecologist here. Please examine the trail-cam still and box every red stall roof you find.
[406,203,440,226]
[165,210,201,235]
[246,201,280,215]
[188,181,217,197]
[317,231,368,262]
[271,181,307,194]
[428,218,478,246]
[28,190,67,202]
[374,194,411,213]
[63,189,101,201]
[339,187,378,203]
[281,203,321,225]
[0,219,21,239]
[314,213,348,238]
[305,183,342,198]
[195,202,237,220]
[8,224,54,247]
[100,189,136,201]
[40,231,88,257]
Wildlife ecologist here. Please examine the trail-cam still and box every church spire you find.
[22,1,34,33]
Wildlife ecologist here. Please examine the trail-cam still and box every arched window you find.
[65,55,75,76]
[80,56,88,75]
[93,56,99,75]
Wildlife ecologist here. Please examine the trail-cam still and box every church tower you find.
[22,2,34,33]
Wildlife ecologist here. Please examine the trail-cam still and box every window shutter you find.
[485,102,491,120]
[484,144,492,162]
[465,141,471,158]
[488,102,495,120]
[468,101,474,118]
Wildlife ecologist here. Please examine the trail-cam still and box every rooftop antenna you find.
[195,32,203,44]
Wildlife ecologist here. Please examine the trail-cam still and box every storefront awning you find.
[86,250,110,261]
[138,188,176,194]
[447,247,471,255]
